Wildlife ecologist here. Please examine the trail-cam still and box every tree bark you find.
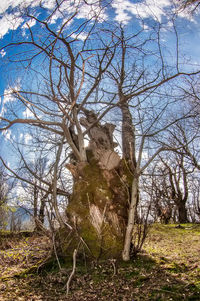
[59,110,133,259]
[120,102,136,170]
[122,175,138,261]
[63,153,132,259]
[178,201,188,223]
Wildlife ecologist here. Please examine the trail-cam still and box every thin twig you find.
[66,248,77,296]
[110,259,117,276]
[52,233,61,271]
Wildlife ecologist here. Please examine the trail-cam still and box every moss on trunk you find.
[60,156,132,260]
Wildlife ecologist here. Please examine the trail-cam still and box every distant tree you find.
[0,165,9,229]
[148,118,200,224]
[143,164,174,224]
[157,153,189,223]
[0,137,71,233]
[189,175,200,221]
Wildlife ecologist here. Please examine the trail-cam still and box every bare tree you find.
[0,136,71,232]
[0,165,9,229]
[102,25,199,260]
[177,0,200,11]
[0,2,200,261]
[189,175,200,221]
[149,152,190,223]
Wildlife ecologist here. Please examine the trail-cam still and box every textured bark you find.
[63,153,132,259]
[38,199,45,225]
[178,201,188,223]
[59,110,133,259]
[80,108,117,151]
[122,175,138,261]
[120,102,136,170]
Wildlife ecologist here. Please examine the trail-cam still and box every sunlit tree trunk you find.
[122,175,138,261]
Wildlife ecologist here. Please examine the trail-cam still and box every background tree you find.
[151,152,189,223]
[0,134,71,233]
[0,164,9,230]
[189,175,200,221]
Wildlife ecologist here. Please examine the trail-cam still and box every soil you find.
[0,224,199,300]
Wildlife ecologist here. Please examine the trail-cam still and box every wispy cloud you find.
[24,133,32,144]
[19,132,32,144]
[22,18,36,29]
[3,129,11,140]
[0,0,198,39]
[0,12,24,38]
[0,0,107,38]
[0,49,6,57]
[111,0,172,24]
[22,107,34,118]
[1,83,21,116]
[71,31,89,41]
[3,88,16,104]
[3,83,21,104]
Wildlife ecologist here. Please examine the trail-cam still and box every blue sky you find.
[0,0,200,203]
[0,0,200,157]
[0,0,200,92]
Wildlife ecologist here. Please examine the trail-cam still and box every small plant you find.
[131,205,151,257]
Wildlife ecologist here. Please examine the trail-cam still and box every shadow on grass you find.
[1,252,199,301]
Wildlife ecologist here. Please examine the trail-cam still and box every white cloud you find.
[0,49,6,57]
[24,133,32,144]
[76,0,107,22]
[19,132,32,144]
[3,88,16,104]
[112,0,172,24]
[0,0,41,13]
[49,0,107,24]
[3,129,11,140]
[0,0,23,12]
[0,104,6,116]
[41,0,56,10]
[0,0,108,38]
[0,0,198,39]
[3,83,21,104]
[22,107,34,118]
[14,183,27,200]
[21,18,36,36]
[48,1,72,24]
[0,0,50,37]
[22,18,36,29]
[71,31,88,41]
[0,12,24,38]
[1,83,21,116]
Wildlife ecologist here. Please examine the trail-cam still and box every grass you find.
[0,224,199,300]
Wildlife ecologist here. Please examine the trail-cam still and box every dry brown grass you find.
[0,224,199,300]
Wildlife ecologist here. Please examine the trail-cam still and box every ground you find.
[0,224,199,300]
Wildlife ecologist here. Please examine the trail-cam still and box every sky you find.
[0,0,200,204]
[0,0,200,156]
[0,1,199,75]
[0,0,199,85]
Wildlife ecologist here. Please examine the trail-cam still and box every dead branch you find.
[66,248,77,296]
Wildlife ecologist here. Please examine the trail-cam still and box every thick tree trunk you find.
[62,153,132,259]
[58,109,135,260]
[178,201,188,223]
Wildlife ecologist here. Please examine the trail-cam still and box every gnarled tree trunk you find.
[58,110,133,260]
